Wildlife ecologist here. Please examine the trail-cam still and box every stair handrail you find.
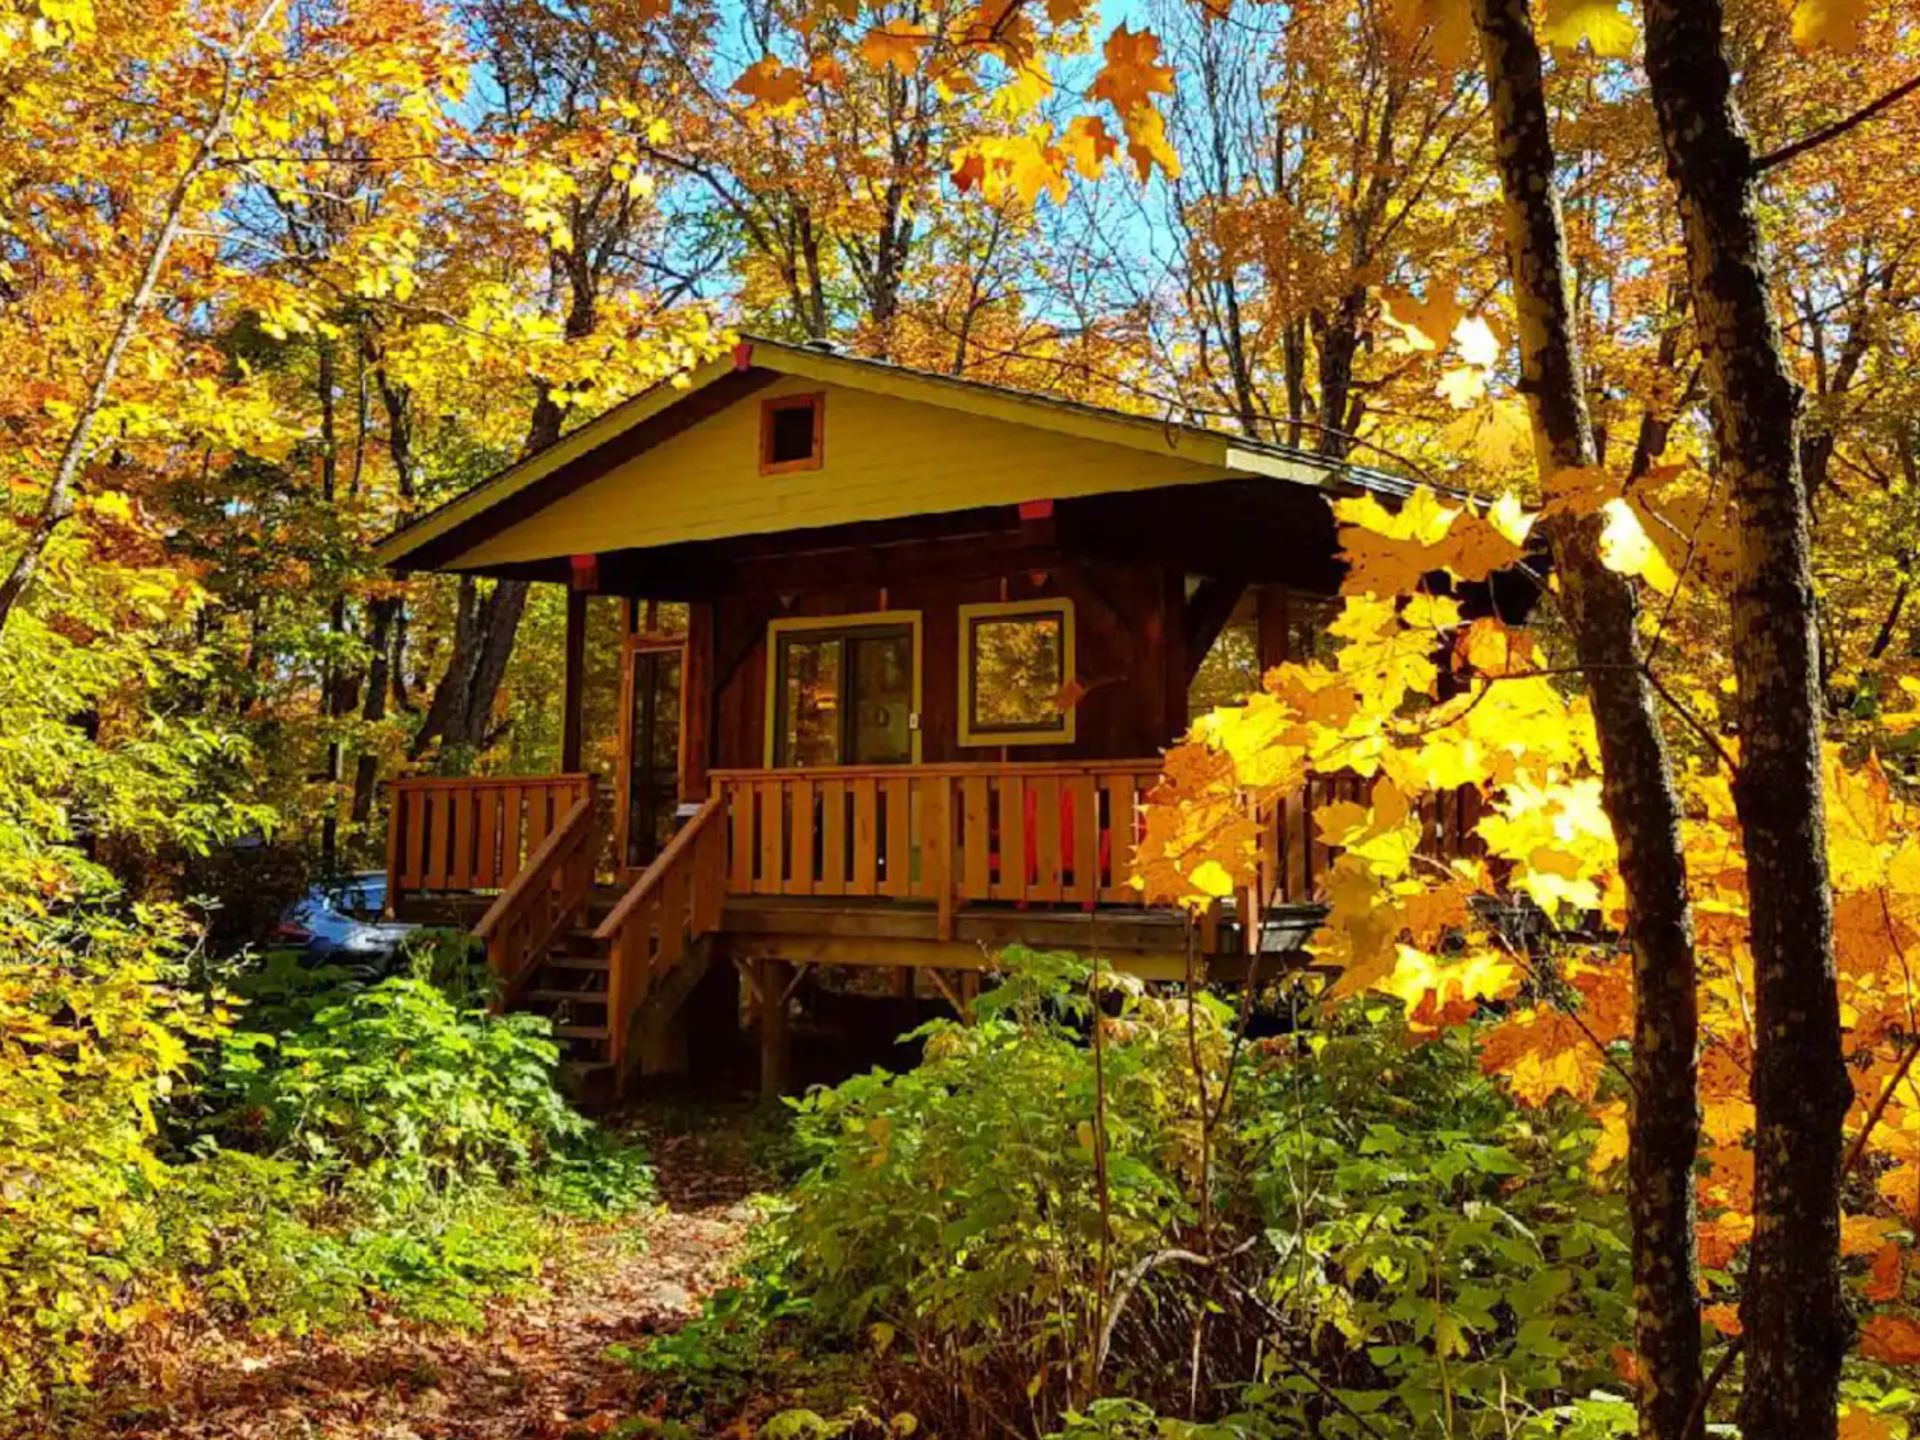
[475,791,599,1006]
[595,793,728,1075]
[593,793,727,944]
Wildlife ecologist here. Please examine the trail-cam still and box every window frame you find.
[763,609,923,768]
[758,392,826,476]
[956,597,1077,748]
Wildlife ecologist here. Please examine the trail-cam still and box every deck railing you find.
[596,794,729,1076]
[711,762,1484,931]
[386,763,1485,964]
[386,773,594,908]
[710,761,1164,939]
[473,789,604,1005]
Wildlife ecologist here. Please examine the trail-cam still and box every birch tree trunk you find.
[1641,3,1853,1435]
[1470,3,1703,1434]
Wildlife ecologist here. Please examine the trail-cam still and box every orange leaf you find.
[1477,1007,1606,1106]
[1087,23,1174,117]
[1860,1313,1920,1366]
[859,20,930,75]
[1863,1241,1904,1303]
[731,56,805,112]
[1702,1301,1743,1336]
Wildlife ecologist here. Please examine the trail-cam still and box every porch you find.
[385,760,1482,1092]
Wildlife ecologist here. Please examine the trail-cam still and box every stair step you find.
[528,988,607,1004]
[554,1024,610,1040]
[544,953,609,971]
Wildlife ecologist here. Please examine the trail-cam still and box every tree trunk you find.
[1471,3,1704,1436]
[1641,5,1853,1436]
[350,595,401,824]
[1313,287,1366,459]
[407,253,581,769]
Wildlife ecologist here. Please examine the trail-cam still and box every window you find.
[767,613,919,767]
[760,393,825,474]
[958,598,1076,747]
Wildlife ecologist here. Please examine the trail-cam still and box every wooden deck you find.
[385,760,1478,1090]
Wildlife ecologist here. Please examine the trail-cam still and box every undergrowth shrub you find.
[0,921,224,1410]
[636,948,1636,1439]
[0,938,653,1421]
[168,968,655,1333]
[212,975,591,1187]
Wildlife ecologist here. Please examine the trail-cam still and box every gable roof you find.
[374,335,1420,573]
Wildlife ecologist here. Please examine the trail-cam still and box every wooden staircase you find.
[515,902,620,1067]
[472,793,730,1090]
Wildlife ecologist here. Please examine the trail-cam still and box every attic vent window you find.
[760,393,825,475]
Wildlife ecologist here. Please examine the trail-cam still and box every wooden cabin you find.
[375,337,1483,1093]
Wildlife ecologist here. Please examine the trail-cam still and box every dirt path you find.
[64,1103,770,1440]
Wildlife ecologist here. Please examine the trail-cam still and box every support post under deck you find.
[757,956,793,1098]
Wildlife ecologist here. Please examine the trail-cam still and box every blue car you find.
[273,872,417,968]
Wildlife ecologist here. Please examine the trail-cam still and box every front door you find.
[620,638,684,869]
[771,620,916,767]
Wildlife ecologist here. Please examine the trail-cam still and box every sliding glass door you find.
[771,620,915,768]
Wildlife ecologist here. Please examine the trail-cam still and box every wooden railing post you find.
[384,788,403,917]
[928,774,954,941]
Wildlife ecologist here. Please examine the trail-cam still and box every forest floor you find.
[62,1098,775,1440]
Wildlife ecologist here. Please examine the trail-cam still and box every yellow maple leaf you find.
[1118,100,1180,182]
[1540,0,1637,56]
[1437,363,1488,409]
[1479,1007,1607,1106]
[1452,314,1502,370]
[1541,464,1619,519]
[1827,749,1895,889]
[1060,115,1117,178]
[963,129,1071,205]
[1386,0,1476,68]
[1455,616,1537,678]
[1379,287,1464,354]
[1465,398,1535,472]
[1597,497,1678,592]
[1187,858,1237,899]
[1488,490,1535,545]
[1791,0,1867,53]
[1588,1098,1629,1174]
[989,58,1052,119]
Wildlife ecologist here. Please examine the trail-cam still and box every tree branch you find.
[0,0,287,635]
[1753,72,1920,174]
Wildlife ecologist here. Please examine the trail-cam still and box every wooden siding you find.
[452,377,1226,568]
[710,555,1189,770]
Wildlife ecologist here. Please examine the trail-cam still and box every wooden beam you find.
[1256,585,1291,669]
[561,588,588,772]
[923,966,964,1015]
[1159,567,1188,746]
[758,957,792,1097]
[1182,577,1248,684]
[683,600,714,800]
